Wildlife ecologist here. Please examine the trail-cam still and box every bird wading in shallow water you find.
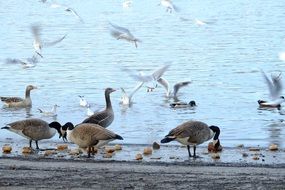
[82,88,116,128]
[1,118,61,150]
[161,120,221,158]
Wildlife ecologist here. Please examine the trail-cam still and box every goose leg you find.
[35,141,39,149]
[88,146,91,158]
[91,147,95,155]
[29,140,32,148]
[193,146,196,158]
[187,145,192,157]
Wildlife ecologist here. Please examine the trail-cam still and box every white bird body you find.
[86,107,94,116]
[123,0,132,8]
[120,82,144,105]
[79,95,89,107]
[38,104,59,117]
[160,0,179,13]
[258,70,284,108]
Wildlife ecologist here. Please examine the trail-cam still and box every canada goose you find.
[0,85,37,108]
[78,95,89,107]
[120,82,144,105]
[170,100,196,108]
[82,88,116,128]
[161,121,220,158]
[157,77,191,101]
[61,122,123,157]
[1,118,61,149]
[258,70,284,108]
[109,22,141,48]
[38,104,59,117]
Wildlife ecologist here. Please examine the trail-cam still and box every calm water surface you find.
[1,0,285,148]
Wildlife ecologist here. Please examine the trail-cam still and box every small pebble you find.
[2,145,12,153]
[22,147,33,154]
[237,144,244,148]
[143,147,152,155]
[103,153,113,158]
[252,156,259,160]
[249,147,260,151]
[44,150,57,156]
[114,144,122,151]
[135,153,143,160]
[105,147,115,154]
[242,152,249,157]
[152,142,160,150]
[57,144,68,151]
[269,144,278,151]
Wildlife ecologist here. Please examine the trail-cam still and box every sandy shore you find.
[1,141,285,189]
[0,158,285,190]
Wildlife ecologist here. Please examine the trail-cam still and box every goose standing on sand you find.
[0,85,37,108]
[161,121,221,158]
[61,122,123,157]
[258,70,284,108]
[82,88,116,128]
[1,118,61,149]
[157,77,191,101]
[120,82,144,105]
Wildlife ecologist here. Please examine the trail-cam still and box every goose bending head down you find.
[1,118,61,149]
[161,120,221,158]
[82,88,116,128]
[61,122,123,157]
[0,85,37,108]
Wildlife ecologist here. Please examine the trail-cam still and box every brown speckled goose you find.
[62,122,123,157]
[0,85,37,107]
[82,88,116,128]
[161,120,220,158]
[1,118,61,149]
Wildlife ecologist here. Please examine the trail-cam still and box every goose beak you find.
[33,86,38,89]
[111,88,117,92]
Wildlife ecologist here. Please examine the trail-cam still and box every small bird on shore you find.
[1,118,61,149]
[0,85,37,108]
[82,88,116,128]
[258,70,284,108]
[109,22,141,48]
[161,120,221,158]
[38,104,59,117]
[61,122,123,157]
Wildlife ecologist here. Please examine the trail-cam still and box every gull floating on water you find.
[109,22,141,48]
[159,0,179,13]
[31,24,67,56]
[120,82,144,105]
[78,95,89,107]
[38,104,59,117]
[258,70,284,108]
[86,105,94,116]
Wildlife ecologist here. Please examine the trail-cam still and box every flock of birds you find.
[1,0,285,158]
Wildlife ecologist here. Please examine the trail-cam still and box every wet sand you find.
[1,140,285,189]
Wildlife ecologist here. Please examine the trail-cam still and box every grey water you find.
[1,0,285,148]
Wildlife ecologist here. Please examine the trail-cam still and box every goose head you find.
[105,88,116,95]
[209,125,221,150]
[60,122,74,141]
[189,101,196,107]
[49,121,62,138]
[26,85,37,91]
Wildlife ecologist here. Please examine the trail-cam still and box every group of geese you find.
[1,84,220,158]
[1,68,282,158]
